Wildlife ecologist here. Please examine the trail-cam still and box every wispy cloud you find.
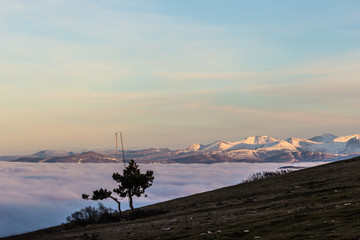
[1,0,360,153]
[154,71,268,80]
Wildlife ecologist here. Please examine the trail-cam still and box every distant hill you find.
[31,150,75,158]
[45,151,119,163]
[12,151,118,163]
[4,156,360,239]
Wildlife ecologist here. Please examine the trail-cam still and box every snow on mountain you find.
[283,137,341,154]
[225,136,278,151]
[186,136,279,152]
[227,143,260,151]
[309,133,338,143]
[258,140,298,152]
[240,136,278,145]
[179,133,360,163]
[285,137,318,148]
[342,137,360,154]
[333,134,360,143]
[185,134,350,154]
[186,143,203,151]
[200,141,235,151]
[225,149,258,160]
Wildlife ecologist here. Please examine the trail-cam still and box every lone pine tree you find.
[82,159,154,215]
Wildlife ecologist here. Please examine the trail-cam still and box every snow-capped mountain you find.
[177,133,360,163]
[189,134,360,154]
[4,133,360,164]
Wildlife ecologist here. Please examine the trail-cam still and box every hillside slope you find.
[3,157,360,240]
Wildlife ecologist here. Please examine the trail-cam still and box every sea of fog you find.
[0,161,326,237]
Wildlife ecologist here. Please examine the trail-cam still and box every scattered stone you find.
[244,230,250,233]
[162,227,171,231]
[344,203,351,206]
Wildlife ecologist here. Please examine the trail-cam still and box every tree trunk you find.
[116,200,122,217]
[129,194,134,213]
[110,196,122,217]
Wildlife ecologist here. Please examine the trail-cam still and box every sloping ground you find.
[3,157,360,240]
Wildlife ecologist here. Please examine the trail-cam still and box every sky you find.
[1,0,360,155]
[0,161,324,236]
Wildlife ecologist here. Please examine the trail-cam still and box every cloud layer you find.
[0,162,324,237]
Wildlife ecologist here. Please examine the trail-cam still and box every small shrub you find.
[65,202,118,226]
[243,169,293,183]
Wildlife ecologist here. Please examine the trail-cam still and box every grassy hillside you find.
[3,157,360,240]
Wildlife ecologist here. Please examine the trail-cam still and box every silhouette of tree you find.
[112,159,154,212]
[82,159,154,215]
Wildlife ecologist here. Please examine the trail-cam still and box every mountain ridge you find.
[3,133,360,164]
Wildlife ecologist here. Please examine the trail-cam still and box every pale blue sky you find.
[1,0,360,154]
